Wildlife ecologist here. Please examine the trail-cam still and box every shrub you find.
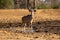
[51,4,60,9]
[37,4,46,9]
[0,0,14,9]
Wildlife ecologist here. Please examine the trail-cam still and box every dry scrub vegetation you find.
[0,9,60,40]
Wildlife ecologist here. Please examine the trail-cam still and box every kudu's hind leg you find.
[22,23,26,30]
[24,23,27,30]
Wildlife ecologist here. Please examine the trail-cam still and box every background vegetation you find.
[0,0,14,9]
[0,0,60,9]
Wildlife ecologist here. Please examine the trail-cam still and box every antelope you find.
[22,9,36,30]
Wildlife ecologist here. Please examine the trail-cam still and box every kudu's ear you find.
[29,9,32,12]
[34,9,36,12]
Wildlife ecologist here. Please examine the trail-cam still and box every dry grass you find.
[34,9,60,22]
[0,9,60,23]
[0,9,29,23]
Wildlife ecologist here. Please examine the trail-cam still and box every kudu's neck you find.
[28,9,36,19]
[31,10,34,19]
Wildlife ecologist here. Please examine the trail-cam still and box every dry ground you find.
[0,27,60,40]
[0,9,60,40]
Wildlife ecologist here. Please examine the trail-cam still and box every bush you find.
[37,4,46,9]
[37,4,51,9]
[0,0,14,9]
[51,4,60,9]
